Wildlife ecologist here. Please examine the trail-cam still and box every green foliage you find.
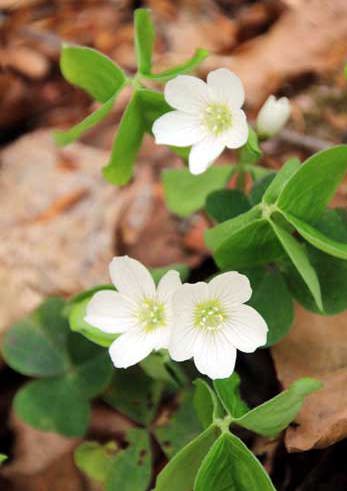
[163,166,233,217]
[213,373,249,419]
[75,441,118,484]
[270,219,323,311]
[104,366,163,426]
[134,8,155,75]
[145,49,209,82]
[277,145,347,222]
[106,429,152,491]
[194,432,276,491]
[238,127,262,166]
[194,379,223,429]
[154,425,220,491]
[59,45,126,103]
[0,454,7,464]
[246,267,294,346]
[206,189,250,223]
[14,378,90,437]
[262,157,300,204]
[155,390,202,458]
[235,378,322,438]
[3,298,112,437]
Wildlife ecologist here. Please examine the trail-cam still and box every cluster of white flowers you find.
[152,68,291,175]
[86,256,268,380]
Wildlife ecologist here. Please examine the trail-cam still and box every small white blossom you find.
[152,68,249,175]
[85,256,181,368]
[256,95,291,138]
[168,272,268,379]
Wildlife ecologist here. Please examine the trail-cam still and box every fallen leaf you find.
[272,305,347,451]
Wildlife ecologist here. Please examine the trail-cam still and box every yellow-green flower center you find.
[137,298,166,332]
[194,299,228,331]
[204,103,232,136]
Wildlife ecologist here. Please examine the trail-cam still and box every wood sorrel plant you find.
[2,7,347,491]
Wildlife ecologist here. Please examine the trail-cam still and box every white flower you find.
[256,95,291,138]
[152,68,249,175]
[85,256,181,368]
[168,272,268,379]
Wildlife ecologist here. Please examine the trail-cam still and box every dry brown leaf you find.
[205,0,347,108]
[271,305,347,451]
[0,412,84,491]
[0,130,128,335]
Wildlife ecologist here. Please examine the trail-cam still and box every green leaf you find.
[54,92,119,147]
[60,45,126,103]
[282,209,347,314]
[138,89,171,132]
[154,425,220,491]
[0,454,7,465]
[205,205,261,251]
[246,267,294,346]
[238,127,261,165]
[194,432,276,491]
[151,263,190,285]
[269,219,323,310]
[194,379,224,429]
[263,157,301,204]
[211,218,284,270]
[140,351,187,387]
[2,297,70,377]
[249,173,276,205]
[206,189,250,223]
[104,367,163,425]
[134,8,155,75]
[163,166,233,217]
[74,441,118,484]
[103,90,145,185]
[281,212,347,260]
[106,428,152,491]
[144,49,209,81]
[155,390,202,458]
[69,297,117,348]
[277,145,347,222]
[14,378,90,437]
[213,373,249,419]
[236,378,322,438]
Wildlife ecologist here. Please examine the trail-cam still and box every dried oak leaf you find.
[272,305,347,452]
[205,0,347,108]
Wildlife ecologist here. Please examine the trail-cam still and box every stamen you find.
[137,298,166,332]
[204,103,232,136]
[194,299,228,331]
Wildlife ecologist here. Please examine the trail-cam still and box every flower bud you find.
[256,95,291,138]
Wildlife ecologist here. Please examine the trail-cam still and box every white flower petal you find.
[157,270,182,303]
[152,110,205,147]
[189,136,225,175]
[108,330,154,368]
[169,282,208,361]
[164,75,209,114]
[109,256,155,301]
[223,110,248,149]
[224,304,268,353]
[207,68,245,108]
[85,290,134,333]
[208,272,252,307]
[193,331,237,379]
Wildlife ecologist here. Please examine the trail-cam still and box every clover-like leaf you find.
[269,219,323,311]
[213,373,249,419]
[144,49,209,82]
[206,189,250,223]
[277,145,347,222]
[106,429,152,491]
[194,432,276,491]
[155,390,202,458]
[75,441,118,484]
[163,166,234,218]
[60,45,126,103]
[134,8,155,75]
[194,379,224,429]
[235,378,322,438]
[154,425,220,491]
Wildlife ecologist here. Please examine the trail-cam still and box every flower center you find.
[137,298,166,332]
[204,103,232,136]
[194,299,228,331]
